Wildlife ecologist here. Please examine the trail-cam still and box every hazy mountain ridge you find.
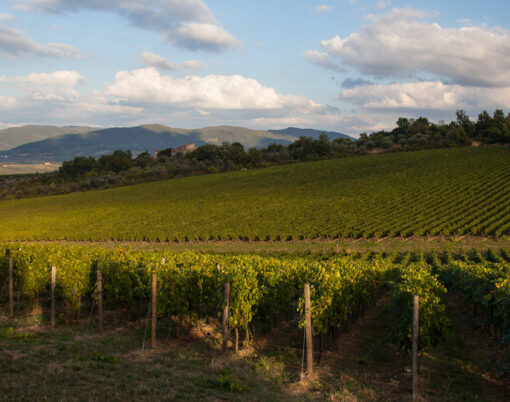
[0,125,97,151]
[268,127,352,140]
[0,124,352,163]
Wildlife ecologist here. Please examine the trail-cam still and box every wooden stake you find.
[51,266,56,328]
[412,295,419,401]
[235,327,239,353]
[151,272,157,348]
[222,282,230,352]
[244,321,250,347]
[97,270,103,332]
[304,283,313,376]
[8,257,13,318]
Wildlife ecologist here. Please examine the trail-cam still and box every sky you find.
[1,0,510,136]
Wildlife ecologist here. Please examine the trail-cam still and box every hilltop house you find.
[154,142,196,158]
[171,143,196,156]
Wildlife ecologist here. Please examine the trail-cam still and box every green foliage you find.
[89,350,120,363]
[1,244,509,363]
[390,262,450,352]
[438,260,510,336]
[216,368,249,392]
[0,327,38,340]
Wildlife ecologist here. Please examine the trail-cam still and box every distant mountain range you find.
[0,125,97,151]
[0,124,352,163]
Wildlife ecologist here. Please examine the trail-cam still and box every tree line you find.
[1,109,509,199]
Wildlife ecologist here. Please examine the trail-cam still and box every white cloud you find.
[0,13,15,21]
[0,70,142,126]
[0,70,85,100]
[303,49,344,72]
[307,7,510,87]
[315,5,332,14]
[168,22,241,52]
[0,95,17,110]
[16,0,240,52]
[104,68,332,115]
[0,68,340,129]
[339,81,510,111]
[377,1,389,9]
[0,23,81,58]
[141,52,205,71]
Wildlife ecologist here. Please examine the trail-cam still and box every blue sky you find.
[1,0,510,136]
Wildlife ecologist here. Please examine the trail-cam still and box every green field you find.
[1,147,510,242]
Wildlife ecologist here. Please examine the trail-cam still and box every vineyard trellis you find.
[1,244,510,394]
[2,244,507,353]
[3,148,510,241]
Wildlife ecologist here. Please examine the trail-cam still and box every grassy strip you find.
[3,236,510,255]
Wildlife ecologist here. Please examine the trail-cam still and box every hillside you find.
[0,125,96,151]
[0,147,508,242]
[268,127,352,141]
[0,124,351,163]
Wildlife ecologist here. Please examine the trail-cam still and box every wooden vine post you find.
[51,266,56,328]
[8,257,13,318]
[151,269,157,348]
[222,282,231,352]
[412,295,419,401]
[97,270,103,332]
[304,283,313,376]
[235,327,239,353]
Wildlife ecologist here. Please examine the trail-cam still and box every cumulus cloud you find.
[0,70,85,101]
[0,23,81,58]
[315,5,332,14]
[339,81,510,111]
[16,0,240,52]
[0,95,17,110]
[104,68,333,116]
[306,7,510,87]
[303,49,344,72]
[141,52,205,71]
[168,22,240,52]
[0,68,340,129]
[0,69,142,126]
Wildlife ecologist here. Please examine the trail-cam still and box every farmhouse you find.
[171,143,196,156]
[154,143,196,158]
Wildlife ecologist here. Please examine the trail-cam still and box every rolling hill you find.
[0,125,97,151]
[0,124,352,163]
[0,147,508,242]
[268,127,352,141]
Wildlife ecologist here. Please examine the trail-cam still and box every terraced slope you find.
[0,147,509,241]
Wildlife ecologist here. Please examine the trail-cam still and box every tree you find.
[134,151,154,168]
[456,109,475,137]
[98,150,133,173]
[59,156,99,179]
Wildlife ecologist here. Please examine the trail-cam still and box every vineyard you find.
[2,147,510,242]
[1,243,509,399]
[1,244,508,359]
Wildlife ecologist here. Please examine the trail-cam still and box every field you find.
[0,163,60,175]
[2,147,510,242]
[1,245,509,400]
[2,147,510,399]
